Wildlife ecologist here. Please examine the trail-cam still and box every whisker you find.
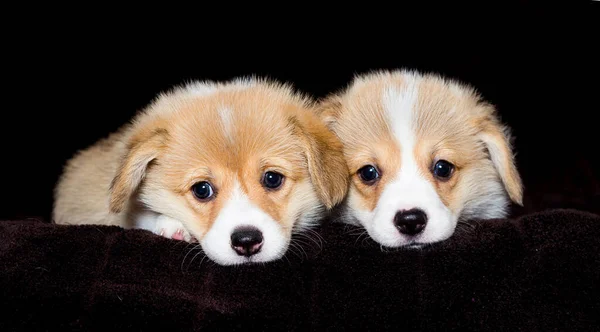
[198,254,209,269]
[291,239,312,250]
[343,227,365,235]
[361,237,369,247]
[346,230,368,237]
[293,234,320,249]
[171,238,194,251]
[282,253,292,266]
[454,220,478,238]
[301,229,324,249]
[181,244,202,273]
[458,220,476,229]
[291,244,305,260]
[289,228,325,258]
[361,233,374,247]
[354,230,369,246]
[291,241,308,260]
[187,250,207,271]
[285,243,300,260]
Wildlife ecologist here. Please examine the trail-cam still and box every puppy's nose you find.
[394,209,427,235]
[230,227,263,257]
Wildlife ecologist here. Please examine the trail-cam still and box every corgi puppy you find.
[53,78,348,265]
[318,70,523,248]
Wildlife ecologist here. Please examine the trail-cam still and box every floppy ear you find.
[109,127,168,213]
[477,105,524,206]
[292,110,349,209]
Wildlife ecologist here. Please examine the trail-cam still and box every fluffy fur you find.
[53,77,348,265]
[318,69,523,247]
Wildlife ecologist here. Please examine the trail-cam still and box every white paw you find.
[154,215,197,242]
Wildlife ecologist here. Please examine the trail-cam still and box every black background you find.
[2,3,598,221]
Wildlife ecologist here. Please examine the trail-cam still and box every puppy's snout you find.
[394,209,427,235]
[231,227,264,257]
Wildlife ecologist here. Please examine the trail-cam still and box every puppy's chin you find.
[200,225,289,266]
[353,205,458,248]
[364,221,457,248]
[199,207,290,266]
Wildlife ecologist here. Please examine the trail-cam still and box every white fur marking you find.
[134,211,192,241]
[384,75,418,147]
[201,181,288,265]
[218,106,235,143]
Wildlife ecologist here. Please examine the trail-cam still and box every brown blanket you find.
[1,209,599,331]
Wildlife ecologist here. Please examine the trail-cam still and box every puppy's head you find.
[319,70,523,247]
[109,78,348,265]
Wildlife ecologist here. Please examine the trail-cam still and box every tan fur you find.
[347,139,401,212]
[318,70,523,223]
[53,79,348,242]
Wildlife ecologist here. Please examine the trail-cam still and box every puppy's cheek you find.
[286,181,324,231]
[453,165,512,220]
[420,207,457,243]
[200,220,243,266]
[340,189,365,227]
[347,192,397,247]
[253,219,289,261]
[346,191,372,227]
[370,200,404,247]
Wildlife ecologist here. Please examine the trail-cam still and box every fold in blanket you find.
[1,209,599,331]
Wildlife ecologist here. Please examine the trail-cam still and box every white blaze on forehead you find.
[382,75,420,192]
[218,106,235,143]
[383,75,418,147]
[200,180,288,265]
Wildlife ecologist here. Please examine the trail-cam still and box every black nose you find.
[394,209,427,235]
[230,227,263,257]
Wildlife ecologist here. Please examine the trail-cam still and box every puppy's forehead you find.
[337,72,484,147]
[165,86,306,165]
[412,75,483,136]
[333,77,403,150]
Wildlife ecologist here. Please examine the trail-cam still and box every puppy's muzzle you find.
[394,209,427,236]
[231,227,264,257]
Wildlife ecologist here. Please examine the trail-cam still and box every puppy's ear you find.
[315,95,343,129]
[477,104,524,206]
[291,110,349,209]
[109,125,168,213]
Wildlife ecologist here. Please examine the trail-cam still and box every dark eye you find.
[432,160,455,180]
[263,171,284,189]
[192,181,214,200]
[358,165,380,184]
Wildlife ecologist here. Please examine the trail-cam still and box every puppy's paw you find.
[154,215,197,242]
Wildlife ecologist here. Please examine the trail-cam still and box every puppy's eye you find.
[358,165,380,184]
[263,171,284,190]
[192,181,214,200]
[432,160,455,180]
